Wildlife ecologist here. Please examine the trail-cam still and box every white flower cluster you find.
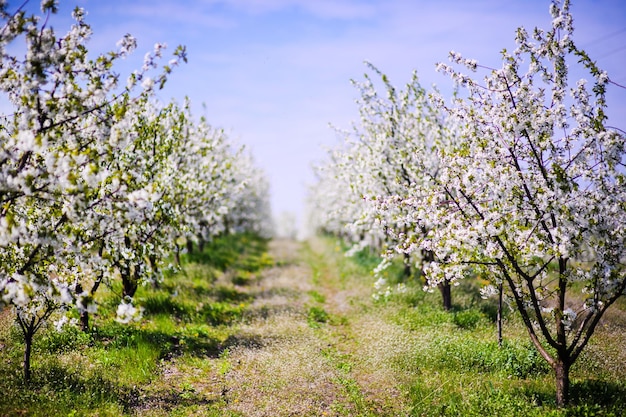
[116,299,143,324]
[372,277,407,302]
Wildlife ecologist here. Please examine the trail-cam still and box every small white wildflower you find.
[373,277,387,291]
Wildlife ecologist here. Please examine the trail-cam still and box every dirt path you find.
[177,238,413,416]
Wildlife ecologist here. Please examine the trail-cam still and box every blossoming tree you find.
[0,1,189,380]
[406,0,626,405]
[310,64,458,308]
[0,1,271,381]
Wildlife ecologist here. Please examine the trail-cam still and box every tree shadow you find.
[570,379,626,410]
[120,384,221,414]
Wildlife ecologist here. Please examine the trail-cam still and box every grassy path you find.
[158,237,626,417]
[163,237,411,416]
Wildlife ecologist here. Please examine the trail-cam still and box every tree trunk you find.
[16,304,56,383]
[79,275,103,332]
[198,237,205,253]
[497,282,503,347]
[403,252,411,280]
[122,266,138,298]
[80,311,90,332]
[148,254,160,289]
[175,245,181,266]
[75,283,89,332]
[23,330,33,383]
[186,239,194,255]
[555,358,571,407]
[420,248,434,287]
[439,280,451,311]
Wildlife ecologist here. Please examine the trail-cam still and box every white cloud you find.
[92,1,236,28]
[222,0,378,19]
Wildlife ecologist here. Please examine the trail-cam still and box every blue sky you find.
[5,0,626,227]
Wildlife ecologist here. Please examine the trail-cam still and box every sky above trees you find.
[5,0,626,229]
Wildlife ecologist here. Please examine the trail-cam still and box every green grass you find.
[385,281,626,416]
[1,234,624,416]
[0,232,270,417]
[307,305,330,328]
[303,237,626,416]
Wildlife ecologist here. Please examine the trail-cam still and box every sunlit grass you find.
[302,236,626,416]
[0,234,624,416]
[0,233,269,417]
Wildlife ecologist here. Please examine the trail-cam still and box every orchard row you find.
[309,0,625,407]
[0,2,271,381]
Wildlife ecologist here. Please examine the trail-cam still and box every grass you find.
[300,237,626,416]
[0,234,624,416]
[0,233,270,417]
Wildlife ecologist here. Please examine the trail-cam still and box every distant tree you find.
[310,64,458,308]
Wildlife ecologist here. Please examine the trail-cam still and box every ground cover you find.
[0,234,624,416]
